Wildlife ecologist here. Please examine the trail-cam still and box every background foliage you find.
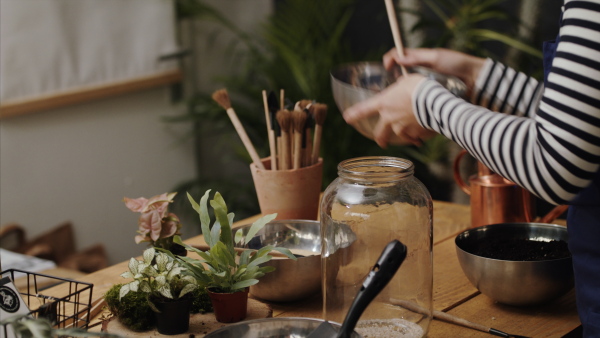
[167,0,557,227]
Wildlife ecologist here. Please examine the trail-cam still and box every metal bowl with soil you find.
[455,222,573,306]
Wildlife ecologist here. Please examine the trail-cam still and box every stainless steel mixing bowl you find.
[204,317,362,337]
[331,62,466,144]
[234,220,321,302]
[455,222,574,306]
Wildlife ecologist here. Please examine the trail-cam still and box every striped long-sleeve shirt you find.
[413,0,600,205]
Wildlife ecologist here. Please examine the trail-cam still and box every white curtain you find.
[0,0,179,104]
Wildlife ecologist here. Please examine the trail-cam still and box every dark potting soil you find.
[465,238,571,261]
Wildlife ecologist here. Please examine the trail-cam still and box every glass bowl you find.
[330,62,466,144]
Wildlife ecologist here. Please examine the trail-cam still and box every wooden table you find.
[78,200,580,337]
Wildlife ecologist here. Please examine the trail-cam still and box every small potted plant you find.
[123,192,186,255]
[170,189,297,323]
[118,247,198,335]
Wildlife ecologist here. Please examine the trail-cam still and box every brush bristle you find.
[312,103,328,125]
[212,89,231,110]
[295,99,312,111]
[292,109,308,133]
[276,110,292,132]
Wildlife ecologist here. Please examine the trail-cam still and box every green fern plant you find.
[169,189,296,293]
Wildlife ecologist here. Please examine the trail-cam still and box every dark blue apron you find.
[545,6,600,336]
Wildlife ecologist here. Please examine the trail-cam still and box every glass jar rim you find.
[337,156,414,181]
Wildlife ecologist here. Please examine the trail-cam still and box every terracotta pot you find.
[207,288,249,323]
[250,157,323,220]
[153,296,192,335]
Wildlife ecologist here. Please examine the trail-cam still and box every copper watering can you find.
[453,150,568,228]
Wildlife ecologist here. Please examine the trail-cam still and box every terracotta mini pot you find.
[207,288,249,323]
[250,157,323,220]
[153,296,192,335]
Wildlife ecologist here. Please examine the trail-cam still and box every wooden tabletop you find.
[76,200,580,337]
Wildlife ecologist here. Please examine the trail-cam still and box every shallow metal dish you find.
[455,222,573,306]
[234,220,321,302]
[204,317,362,337]
[331,62,466,144]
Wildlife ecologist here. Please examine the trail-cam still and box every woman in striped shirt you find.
[344,1,600,335]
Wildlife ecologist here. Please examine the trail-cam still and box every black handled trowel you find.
[307,239,407,338]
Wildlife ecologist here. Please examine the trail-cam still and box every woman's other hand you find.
[343,74,436,148]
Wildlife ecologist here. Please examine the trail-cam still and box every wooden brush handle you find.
[311,125,323,165]
[262,90,277,170]
[391,299,492,333]
[293,131,303,169]
[226,108,265,170]
[280,131,291,170]
[384,0,408,76]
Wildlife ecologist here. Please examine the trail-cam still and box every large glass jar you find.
[320,156,433,337]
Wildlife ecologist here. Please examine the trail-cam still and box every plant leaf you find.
[157,285,173,299]
[119,283,131,300]
[148,300,160,313]
[143,248,155,264]
[231,279,259,291]
[243,213,277,245]
[129,280,139,292]
[189,190,213,247]
[247,255,274,268]
[179,283,198,299]
[234,228,243,244]
[120,271,134,279]
[155,253,169,271]
[210,221,221,249]
[210,192,234,252]
[140,280,152,293]
[127,257,138,275]
[269,247,297,260]
[239,248,252,266]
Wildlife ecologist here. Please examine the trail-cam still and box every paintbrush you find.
[311,103,327,165]
[213,89,265,170]
[384,0,408,76]
[262,90,278,170]
[292,109,307,169]
[304,104,314,167]
[276,109,292,170]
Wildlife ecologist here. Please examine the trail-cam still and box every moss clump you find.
[105,284,212,329]
[104,284,154,332]
[190,286,213,314]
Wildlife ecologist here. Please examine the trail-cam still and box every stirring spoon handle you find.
[337,240,407,338]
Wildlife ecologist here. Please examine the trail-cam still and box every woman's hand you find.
[383,48,485,92]
[343,74,436,148]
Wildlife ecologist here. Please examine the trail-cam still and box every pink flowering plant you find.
[124,192,182,250]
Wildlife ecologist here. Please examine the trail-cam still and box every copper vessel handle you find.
[538,204,569,224]
[453,149,471,195]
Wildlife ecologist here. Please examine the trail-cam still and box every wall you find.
[0,0,274,265]
[0,88,195,264]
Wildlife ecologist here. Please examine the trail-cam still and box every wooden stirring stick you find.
[213,89,265,170]
[262,90,278,170]
[384,0,408,76]
[311,103,327,165]
[392,299,530,338]
[276,110,292,170]
[292,109,307,169]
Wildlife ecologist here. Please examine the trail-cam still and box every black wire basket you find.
[0,268,94,335]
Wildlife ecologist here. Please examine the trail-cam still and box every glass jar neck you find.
[337,156,414,183]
